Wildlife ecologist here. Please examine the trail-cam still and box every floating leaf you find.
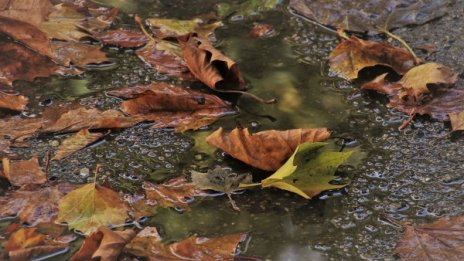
[2,157,47,186]
[206,127,330,171]
[147,17,222,40]
[395,216,464,260]
[53,129,106,160]
[217,0,281,20]
[0,92,28,111]
[261,142,352,198]
[57,183,130,235]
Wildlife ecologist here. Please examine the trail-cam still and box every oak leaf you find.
[0,91,28,111]
[206,127,330,171]
[53,129,106,160]
[2,157,47,186]
[395,216,464,261]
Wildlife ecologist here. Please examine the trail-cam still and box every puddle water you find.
[1,0,463,260]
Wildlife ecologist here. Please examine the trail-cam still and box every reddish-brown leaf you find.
[0,183,76,226]
[361,73,402,96]
[0,91,28,111]
[249,23,275,38]
[395,216,464,260]
[51,41,109,67]
[71,227,136,261]
[329,36,418,80]
[146,17,222,40]
[95,29,148,48]
[0,117,44,142]
[206,127,331,171]
[125,226,246,261]
[53,129,106,160]
[2,157,47,186]
[179,35,246,90]
[0,0,53,27]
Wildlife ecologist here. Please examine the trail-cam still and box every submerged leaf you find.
[261,142,352,198]
[2,157,47,186]
[395,216,464,260]
[53,129,106,160]
[191,166,252,194]
[206,127,330,171]
[0,0,53,27]
[57,183,129,235]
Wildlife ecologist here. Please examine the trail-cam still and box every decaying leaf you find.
[260,142,352,198]
[57,183,130,235]
[179,35,246,90]
[143,176,204,211]
[395,216,464,260]
[95,29,148,48]
[217,0,281,20]
[2,157,47,186]
[449,112,464,132]
[0,0,53,27]
[206,127,330,171]
[71,227,136,261]
[328,36,418,80]
[5,227,67,261]
[0,117,43,142]
[289,0,447,33]
[51,41,109,67]
[125,226,246,261]
[147,17,222,40]
[0,91,28,111]
[53,129,106,160]
[0,183,76,226]
[249,23,275,38]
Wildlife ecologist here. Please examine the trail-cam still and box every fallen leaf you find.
[395,216,464,261]
[0,91,28,111]
[449,112,464,132]
[0,117,43,142]
[416,43,439,54]
[289,0,447,33]
[260,142,352,198]
[53,129,106,160]
[248,23,275,38]
[328,36,418,80]
[179,35,246,90]
[2,157,47,186]
[361,73,401,96]
[143,177,204,211]
[125,226,246,261]
[51,41,109,67]
[57,182,130,235]
[5,227,67,261]
[95,29,148,48]
[206,127,330,171]
[71,227,136,261]
[217,0,281,20]
[0,0,53,27]
[147,17,222,40]
[0,183,76,226]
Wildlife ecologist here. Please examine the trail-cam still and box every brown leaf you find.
[361,73,402,96]
[143,177,204,211]
[71,227,136,261]
[328,36,418,80]
[449,112,464,132]
[179,35,246,90]
[146,17,222,40]
[51,41,109,67]
[249,23,275,38]
[53,129,105,160]
[0,91,28,111]
[395,216,464,260]
[206,127,331,171]
[0,0,53,27]
[125,226,246,261]
[95,29,148,48]
[0,41,78,86]
[2,157,47,186]
[0,117,43,142]
[0,183,76,227]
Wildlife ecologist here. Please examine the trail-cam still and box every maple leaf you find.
[206,127,330,171]
[53,129,106,160]
[2,157,47,187]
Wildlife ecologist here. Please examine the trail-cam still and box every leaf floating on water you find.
[206,127,330,171]
[328,36,418,80]
[2,157,47,187]
[147,17,222,40]
[261,142,352,198]
[395,216,464,261]
[0,92,28,112]
[289,0,448,33]
[57,183,130,235]
[53,129,106,160]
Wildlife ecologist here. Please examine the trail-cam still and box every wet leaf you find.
[2,157,47,186]
[51,41,109,67]
[5,227,67,261]
[0,183,76,226]
[0,0,53,27]
[180,35,246,90]
[53,129,106,160]
[0,92,28,111]
[147,17,222,40]
[206,127,330,171]
[249,23,275,38]
[125,226,246,260]
[260,142,352,198]
[191,166,252,195]
[0,117,43,142]
[289,0,448,33]
[57,183,130,235]
[449,112,464,132]
[95,29,148,48]
[217,0,281,20]
[328,36,418,80]
[71,227,136,261]
[395,216,464,260]
[143,177,204,211]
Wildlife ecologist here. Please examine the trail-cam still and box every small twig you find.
[135,15,156,42]
[399,108,417,130]
[377,27,419,63]
[227,193,240,211]
[93,164,102,184]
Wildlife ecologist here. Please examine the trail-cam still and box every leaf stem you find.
[135,15,156,42]
[93,164,101,184]
[377,27,419,62]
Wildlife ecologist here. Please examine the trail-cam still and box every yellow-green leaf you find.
[147,18,222,40]
[261,142,352,198]
[56,183,129,235]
